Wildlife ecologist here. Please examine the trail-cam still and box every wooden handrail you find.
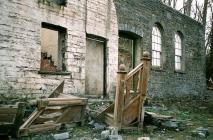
[126,62,143,80]
[114,51,151,129]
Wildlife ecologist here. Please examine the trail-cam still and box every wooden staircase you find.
[97,51,151,129]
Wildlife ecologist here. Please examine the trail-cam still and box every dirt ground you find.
[16,99,213,140]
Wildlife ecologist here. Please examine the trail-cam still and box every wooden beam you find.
[28,123,61,134]
[138,51,151,127]
[48,81,64,98]
[38,98,87,107]
[126,63,143,80]
[12,102,26,137]
[114,64,127,129]
[0,107,17,114]
[19,109,45,135]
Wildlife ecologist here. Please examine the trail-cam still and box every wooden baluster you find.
[114,64,127,129]
[138,51,151,127]
[137,68,142,94]
[125,79,130,105]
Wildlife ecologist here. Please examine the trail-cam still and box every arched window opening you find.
[152,26,162,67]
[175,33,182,70]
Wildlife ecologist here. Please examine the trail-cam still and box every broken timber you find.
[19,81,87,136]
[0,102,25,137]
[97,51,151,130]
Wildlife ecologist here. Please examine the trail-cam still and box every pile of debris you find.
[0,81,87,138]
[0,102,25,137]
[19,93,87,136]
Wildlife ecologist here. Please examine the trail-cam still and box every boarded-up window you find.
[40,23,66,72]
[85,37,105,96]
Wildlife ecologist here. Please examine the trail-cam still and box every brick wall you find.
[114,0,206,99]
[0,0,118,99]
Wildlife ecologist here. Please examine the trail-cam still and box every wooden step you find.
[105,113,114,126]
[96,103,114,122]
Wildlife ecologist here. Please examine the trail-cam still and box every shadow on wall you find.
[38,0,67,6]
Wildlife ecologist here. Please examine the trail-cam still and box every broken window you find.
[40,23,66,72]
[175,33,182,70]
[152,26,162,67]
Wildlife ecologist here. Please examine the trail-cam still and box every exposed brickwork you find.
[114,0,206,99]
[0,0,118,99]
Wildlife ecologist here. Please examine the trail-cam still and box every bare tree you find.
[173,0,178,8]
[202,0,209,27]
[206,11,213,80]
[184,0,193,16]
[192,0,203,22]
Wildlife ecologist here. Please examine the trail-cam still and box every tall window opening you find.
[40,23,66,72]
[175,33,182,70]
[152,26,162,67]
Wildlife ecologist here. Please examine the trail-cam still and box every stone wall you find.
[0,0,207,101]
[0,0,118,99]
[114,0,206,99]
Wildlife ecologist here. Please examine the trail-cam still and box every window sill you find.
[174,70,186,74]
[38,71,71,75]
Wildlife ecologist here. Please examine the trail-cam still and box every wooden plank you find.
[12,102,26,137]
[28,123,61,134]
[145,112,173,120]
[37,99,49,110]
[46,97,87,101]
[114,67,127,129]
[42,106,65,115]
[138,52,151,127]
[122,95,140,126]
[56,106,83,123]
[34,112,62,124]
[40,98,87,106]
[96,103,114,121]
[0,107,17,114]
[48,81,64,98]
[0,114,15,122]
[105,113,114,126]
[19,109,45,133]
[124,79,131,105]
[126,63,143,80]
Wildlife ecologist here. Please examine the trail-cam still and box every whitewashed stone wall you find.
[0,0,118,99]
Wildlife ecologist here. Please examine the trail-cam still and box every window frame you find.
[39,22,69,75]
[174,32,183,71]
[151,25,162,68]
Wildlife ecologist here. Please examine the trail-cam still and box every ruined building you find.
[0,0,205,100]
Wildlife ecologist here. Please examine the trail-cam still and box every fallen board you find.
[19,94,87,136]
[0,102,25,137]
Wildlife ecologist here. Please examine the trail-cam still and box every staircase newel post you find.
[114,64,127,129]
[138,51,151,127]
